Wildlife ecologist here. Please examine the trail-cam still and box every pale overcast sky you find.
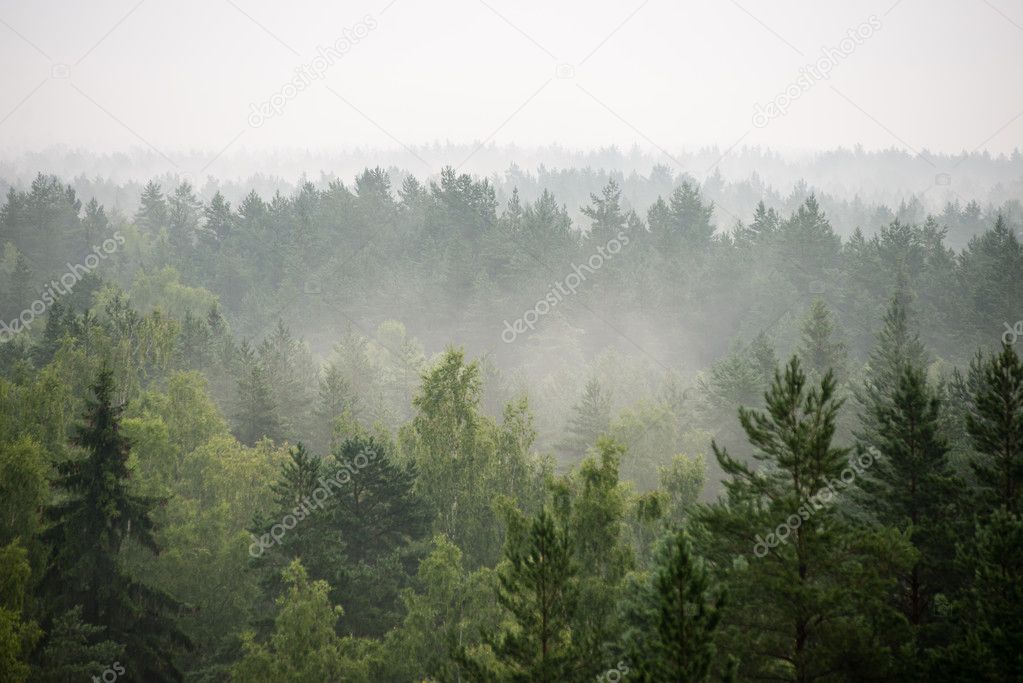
[1,0,1021,170]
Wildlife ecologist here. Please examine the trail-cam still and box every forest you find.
[0,159,1020,682]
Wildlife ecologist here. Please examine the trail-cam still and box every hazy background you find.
[1,0,1021,172]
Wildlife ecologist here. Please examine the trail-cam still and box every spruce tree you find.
[41,369,188,682]
[135,180,167,235]
[233,359,282,446]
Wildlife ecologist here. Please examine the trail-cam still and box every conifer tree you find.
[463,507,578,682]
[966,343,1023,513]
[797,299,847,383]
[582,179,627,243]
[41,369,188,682]
[33,606,123,683]
[135,180,167,235]
[557,378,612,461]
[702,357,911,681]
[621,529,731,682]
[233,358,282,446]
[857,292,928,451]
[858,364,961,657]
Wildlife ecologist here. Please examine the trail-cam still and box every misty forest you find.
[0,153,1021,682]
[0,0,1022,679]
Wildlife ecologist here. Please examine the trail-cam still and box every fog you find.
[1,2,1022,682]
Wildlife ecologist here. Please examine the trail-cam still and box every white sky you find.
[1,0,1021,172]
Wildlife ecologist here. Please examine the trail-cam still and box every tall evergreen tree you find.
[797,298,848,383]
[557,378,612,461]
[966,343,1023,513]
[461,507,578,682]
[41,369,188,682]
[622,530,731,682]
[858,364,961,666]
[702,357,911,681]
[857,292,928,453]
[233,358,282,446]
[135,180,167,235]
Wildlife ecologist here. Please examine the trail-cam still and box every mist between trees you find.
[0,160,1021,681]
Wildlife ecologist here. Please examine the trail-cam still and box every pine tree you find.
[5,252,34,321]
[41,369,188,682]
[557,378,612,461]
[315,364,355,452]
[582,180,627,243]
[82,198,108,249]
[33,606,123,683]
[203,191,234,242]
[625,530,730,683]
[749,200,779,240]
[942,508,1023,682]
[858,364,961,658]
[167,181,201,254]
[966,343,1023,513]
[463,507,578,682]
[702,357,912,681]
[797,299,847,383]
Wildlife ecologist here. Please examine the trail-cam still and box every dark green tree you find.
[41,369,189,682]
[702,357,912,681]
[623,530,731,683]
[858,364,961,665]
[966,343,1023,513]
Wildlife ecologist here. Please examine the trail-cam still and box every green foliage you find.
[622,530,729,682]
[231,559,371,682]
[557,377,612,463]
[41,369,189,682]
[966,343,1023,513]
[462,507,578,682]
[0,540,40,683]
[32,606,122,683]
[703,357,914,681]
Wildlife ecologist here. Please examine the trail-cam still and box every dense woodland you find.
[0,165,1021,681]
